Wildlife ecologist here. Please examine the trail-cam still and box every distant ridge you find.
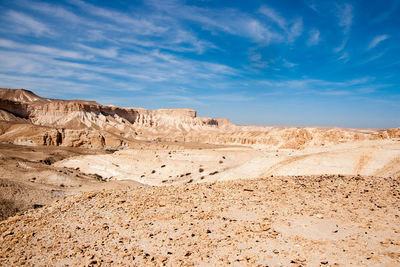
[0,88,399,149]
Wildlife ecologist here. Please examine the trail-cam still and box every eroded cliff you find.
[0,88,398,149]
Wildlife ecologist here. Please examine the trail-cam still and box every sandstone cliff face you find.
[0,88,398,149]
[0,121,128,149]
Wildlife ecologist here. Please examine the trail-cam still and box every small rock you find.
[33,204,43,209]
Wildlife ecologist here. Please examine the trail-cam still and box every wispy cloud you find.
[334,37,348,53]
[282,59,297,68]
[365,51,386,63]
[6,10,53,37]
[336,3,353,34]
[69,0,168,35]
[76,44,119,58]
[333,4,353,55]
[367,34,390,50]
[248,49,269,69]
[18,0,82,23]
[371,0,400,23]
[337,52,350,62]
[258,76,383,96]
[0,37,238,92]
[308,3,319,13]
[0,38,88,59]
[259,5,303,43]
[307,29,320,46]
[199,93,256,102]
[148,1,302,45]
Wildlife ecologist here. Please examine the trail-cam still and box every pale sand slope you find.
[55,139,400,186]
[0,143,143,220]
[1,175,399,266]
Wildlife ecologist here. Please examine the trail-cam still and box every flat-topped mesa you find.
[102,106,197,125]
[157,109,196,118]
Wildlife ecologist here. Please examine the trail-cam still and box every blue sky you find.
[0,0,399,128]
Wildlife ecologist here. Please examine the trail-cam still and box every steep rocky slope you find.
[1,88,399,149]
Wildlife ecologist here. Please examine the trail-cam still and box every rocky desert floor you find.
[0,140,400,266]
[1,174,399,266]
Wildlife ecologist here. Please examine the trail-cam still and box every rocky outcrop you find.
[0,121,128,149]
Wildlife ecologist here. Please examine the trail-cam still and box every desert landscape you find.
[0,88,399,266]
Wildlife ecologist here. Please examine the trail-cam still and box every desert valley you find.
[0,88,399,266]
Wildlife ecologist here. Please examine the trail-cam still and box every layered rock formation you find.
[0,88,399,149]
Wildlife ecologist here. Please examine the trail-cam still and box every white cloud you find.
[367,35,390,51]
[247,49,270,69]
[76,44,119,58]
[6,10,53,37]
[18,0,82,23]
[288,19,304,42]
[336,3,353,34]
[365,52,386,63]
[338,52,349,62]
[69,0,168,35]
[282,59,297,68]
[258,6,287,30]
[307,29,320,46]
[259,6,303,42]
[0,38,88,59]
[334,37,348,53]
[148,1,301,45]
[0,37,238,94]
[257,76,381,96]
[308,3,319,13]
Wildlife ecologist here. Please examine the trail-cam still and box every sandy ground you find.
[55,139,400,186]
[1,175,399,266]
[0,143,141,220]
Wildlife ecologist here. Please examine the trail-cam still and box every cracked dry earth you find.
[1,175,400,266]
